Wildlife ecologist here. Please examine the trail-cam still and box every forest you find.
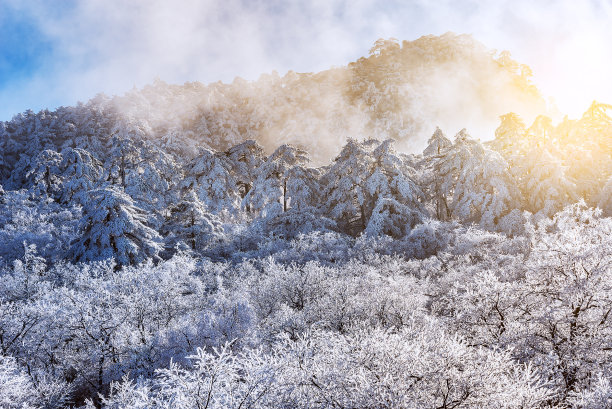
[1,34,612,408]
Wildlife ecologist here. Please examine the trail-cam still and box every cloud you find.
[0,0,611,122]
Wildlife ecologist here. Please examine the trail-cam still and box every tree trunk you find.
[283,178,288,212]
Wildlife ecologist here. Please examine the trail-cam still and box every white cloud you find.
[1,0,611,121]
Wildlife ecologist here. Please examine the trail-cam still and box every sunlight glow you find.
[531,30,612,120]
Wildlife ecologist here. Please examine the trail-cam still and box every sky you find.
[1,0,611,122]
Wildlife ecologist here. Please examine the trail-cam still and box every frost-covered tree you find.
[103,127,147,188]
[515,147,577,219]
[100,320,553,409]
[364,139,425,237]
[0,190,80,263]
[181,148,240,213]
[243,144,311,216]
[0,355,39,409]
[123,144,180,214]
[23,149,64,198]
[283,165,321,211]
[322,138,424,236]
[490,112,526,158]
[421,128,452,220]
[320,139,377,235]
[225,140,265,200]
[526,114,553,144]
[423,126,452,157]
[57,147,103,204]
[70,186,162,266]
[517,205,612,398]
[436,129,522,233]
[162,191,223,250]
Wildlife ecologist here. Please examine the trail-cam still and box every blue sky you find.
[0,6,49,88]
[1,0,611,121]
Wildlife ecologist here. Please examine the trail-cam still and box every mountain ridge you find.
[1,33,546,167]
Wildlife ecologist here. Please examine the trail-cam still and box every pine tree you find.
[320,139,375,235]
[242,144,311,216]
[24,149,64,198]
[162,191,223,250]
[58,148,103,204]
[182,148,239,213]
[437,129,522,232]
[70,186,162,266]
[491,112,526,158]
[515,148,577,220]
[322,139,424,236]
[284,165,321,211]
[422,128,452,220]
[123,144,180,213]
[423,126,452,156]
[225,140,265,203]
[364,139,425,237]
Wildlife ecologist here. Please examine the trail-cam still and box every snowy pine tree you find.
[437,129,522,232]
[515,148,577,220]
[364,139,425,237]
[57,147,103,204]
[162,191,223,251]
[320,139,376,235]
[243,144,311,216]
[490,112,526,158]
[182,148,240,213]
[24,149,64,198]
[70,186,162,266]
[423,126,452,156]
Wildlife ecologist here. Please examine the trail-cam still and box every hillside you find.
[1,34,612,408]
[1,33,545,168]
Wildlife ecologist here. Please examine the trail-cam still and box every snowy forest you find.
[1,34,612,408]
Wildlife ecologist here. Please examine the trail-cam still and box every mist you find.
[88,33,544,164]
[1,0,611,157]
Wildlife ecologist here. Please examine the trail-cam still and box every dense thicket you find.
[1,35,612,408]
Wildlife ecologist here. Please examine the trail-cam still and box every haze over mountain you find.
[2,34,546,164]
[3,0,612,123]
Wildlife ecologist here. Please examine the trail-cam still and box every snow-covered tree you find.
[437,129,522,232]
[57,147,103,204]
[526,114,553,144]
[103,126,147,188]
[364,139,425,237]
[321,138,424,236]
[0,190,81,263]
[423,126,452,156]
[162,191,223,250]
[70,186,162,266]
[0,355,39,409]
[283,165,321,211]
[320,139,377,235]
[181,148,240,213]
[490,112,526,158]
[421,128,452,220]
[515,147,577,219]
[23,149,64,198]
[243,144,311,216]
[123,144,180,214]
[225,140,265,200]
[496,205,612,399]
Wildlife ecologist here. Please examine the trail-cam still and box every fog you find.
[1,0,611,157]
